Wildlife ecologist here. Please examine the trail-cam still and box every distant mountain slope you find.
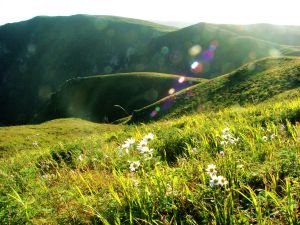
[0,15,176,125]
[127,23,300,78]
[35,72,204,123]
[220,23,300,46]
[130,57,300,122]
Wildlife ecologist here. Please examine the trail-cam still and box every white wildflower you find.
[122,138,135,149]
[262,136,268,141]
[209,175,219,186]
[133,179,139,187]
[219,151,225,157]
[270,134,276,140]
[121,138,135,150]
[32,141,39,147]
[138,146,149,154]
[144,133,154,141]
[137,139,148,149]
[222,127,230,134]
[220,140,228,145]
[129,161,140,172]
[217,176,228,186]
[127,138,135,145]
[121,143,130,149]
[78,154,83,161]
[206,164,217,175]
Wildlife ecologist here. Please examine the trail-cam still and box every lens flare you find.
[191,61,199,69]
[150,110,158,117]
[161,46,169,55]
[178,76,185,83]
[188,45,202,56]
[202,50,214,61]
[269,49,281,57]
[191,61,203,73]
[168,88,175,95]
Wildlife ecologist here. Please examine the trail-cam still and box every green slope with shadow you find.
[130,57,300,123]
[0,15,176,125]
[35,72,205,123]
[2,16,300,126]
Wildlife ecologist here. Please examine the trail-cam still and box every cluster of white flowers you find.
[220,127,239,146]
[206,164,228,187]
[119,133,155,172]
[32,141,39,147]
[120,138,135,154]
[129,161,141,172]
[262,129,277,142]
[41,173,56,180]
[137,133,154,159]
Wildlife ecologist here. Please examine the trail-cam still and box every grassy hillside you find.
[0,118,121,158]
[2,16,300,126]
[130,57,300,123]
[36,72,204,123]
[0,15,175,125]
[1,97,300,224]
[127,23,300,78]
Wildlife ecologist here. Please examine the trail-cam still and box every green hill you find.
[130,57,300,122]
[36,72,204,123]
[127,23,300,79]
[0,118,120,158]
[0,15,175,125]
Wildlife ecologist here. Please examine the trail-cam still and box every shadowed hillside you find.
[1,16,300,126]
[36,72,204,123]
[130,57,300,122]
[0,15,175,125]
[127,23,300,78]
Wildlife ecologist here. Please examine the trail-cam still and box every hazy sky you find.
[1,0,300,26]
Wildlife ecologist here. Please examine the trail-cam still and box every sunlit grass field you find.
[1,97,300,224]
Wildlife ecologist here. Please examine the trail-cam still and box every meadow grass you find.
[1,99,300,224]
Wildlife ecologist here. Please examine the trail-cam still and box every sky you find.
[0,0,300,26]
